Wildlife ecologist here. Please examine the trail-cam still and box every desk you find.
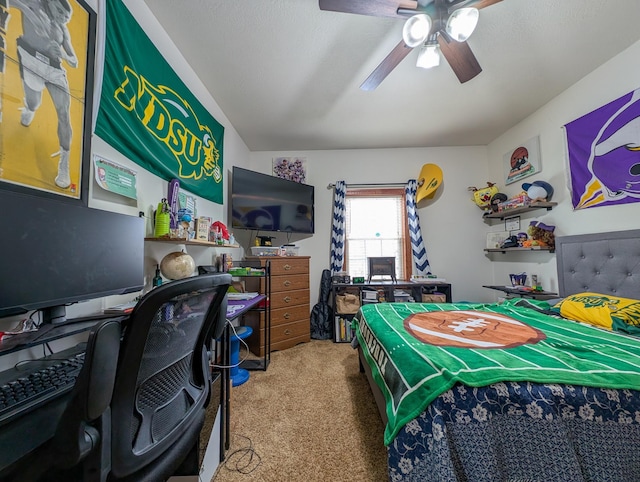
[332,281,452,303]
[331,281,453,342]
[219,295,265,461]
[226,296,266,321]
[483,285,559,301]
[0,291,262,475]
[0,315,127,357]
[0,316,126,477]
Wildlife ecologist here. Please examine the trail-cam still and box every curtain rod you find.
[326,182,407,190]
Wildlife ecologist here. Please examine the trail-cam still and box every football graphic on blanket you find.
[404,310,546,349]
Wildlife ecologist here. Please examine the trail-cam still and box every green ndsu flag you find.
[95,0,224,204]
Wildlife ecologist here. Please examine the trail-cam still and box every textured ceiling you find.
[143,0,640,151]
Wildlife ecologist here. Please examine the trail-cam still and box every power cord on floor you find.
[218,433,262,476]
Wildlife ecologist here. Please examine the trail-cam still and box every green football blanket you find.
[354,299,640,445]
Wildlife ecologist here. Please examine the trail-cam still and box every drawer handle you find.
[283,312,291,319]
[284,329,291,335]
[283,296,291,303]
[284,264,292,270]
[283,280,292,287]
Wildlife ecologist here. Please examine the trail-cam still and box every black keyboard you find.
[0,346,85,424]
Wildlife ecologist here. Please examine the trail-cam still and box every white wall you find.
[7,0,639,365]
[249,146,493,303]
[486,39,640,296]
[0,2,252,479]
[72,0,253,319]
[0,0,250,446]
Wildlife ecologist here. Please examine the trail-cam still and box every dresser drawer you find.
[271,304,309,327]
[271,320,310,345]
[267,257,309,276]
[243,316,310,356]
[248,273,309,293]
[270,289,309,310]
[243,305,310,329]
[267,273,309,293]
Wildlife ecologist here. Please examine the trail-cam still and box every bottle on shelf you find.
[152,264,163,287]
[154,198,170,237]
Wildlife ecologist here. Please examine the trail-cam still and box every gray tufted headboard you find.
[556,230,640,299]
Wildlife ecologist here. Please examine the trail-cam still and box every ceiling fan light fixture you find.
[445,7,479,42]
[416,43,440,69]
[402,14,432,48]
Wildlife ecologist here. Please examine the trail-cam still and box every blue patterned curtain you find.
[405,180,431,275]
[330,181,346,274]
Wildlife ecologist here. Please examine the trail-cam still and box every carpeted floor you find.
[209,339,388,482]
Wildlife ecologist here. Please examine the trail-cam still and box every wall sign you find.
[94,155,137,199]
[503,136,541,185]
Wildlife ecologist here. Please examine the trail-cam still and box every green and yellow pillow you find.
[553,292,640,335]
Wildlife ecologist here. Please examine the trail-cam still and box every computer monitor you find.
[0,190,145,324]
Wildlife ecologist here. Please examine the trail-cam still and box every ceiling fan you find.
[319,0,502,91]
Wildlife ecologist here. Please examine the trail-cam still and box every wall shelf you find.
[144,237,239,248]
[483,201,557,221]
[484,247,554,254]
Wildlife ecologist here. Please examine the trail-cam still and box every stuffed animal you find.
[522,180,554,202]
[524,221,556,249]
[468,182,499,210]
[490,192,508,212]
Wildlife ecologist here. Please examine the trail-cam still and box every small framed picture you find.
[505,216,520,232]
[503,136,541,185]
[486,231,509,249]
[273,157,307,183]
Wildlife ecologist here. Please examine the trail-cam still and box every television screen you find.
[0,190,145,323]
[230,167,314,234]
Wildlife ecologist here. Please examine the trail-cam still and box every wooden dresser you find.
[244,256,310,355]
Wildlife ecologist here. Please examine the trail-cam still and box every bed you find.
[353,229,640,481]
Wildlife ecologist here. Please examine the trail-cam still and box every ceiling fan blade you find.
[437,32,482,83]
[472,0,502,9]
[445,0,501,12]
[319,0,417,19]
[360,40,414,91]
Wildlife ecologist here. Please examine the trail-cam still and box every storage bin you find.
[250,246,280,256]
[281,245,299,256]
[422,292,446,303]
[336,293,360,314]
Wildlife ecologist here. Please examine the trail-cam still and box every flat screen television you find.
[0,190,145,324]
[230,167,314,234]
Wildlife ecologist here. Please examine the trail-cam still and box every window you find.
[344,188,411,280]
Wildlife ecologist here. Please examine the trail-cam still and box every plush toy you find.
[517,232,528,246]
[468,182,499,210]
[522,180,554,202]
[524,221,556,249]
[490,192,508,212]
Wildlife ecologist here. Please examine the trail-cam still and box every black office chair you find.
[37,273,231,482]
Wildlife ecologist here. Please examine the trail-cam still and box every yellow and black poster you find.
[0,0,95,201]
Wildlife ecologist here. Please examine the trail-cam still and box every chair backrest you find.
[52,318,122,471]
[108,273,231,479]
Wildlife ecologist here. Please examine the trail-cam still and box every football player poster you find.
[0,0,94,201]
